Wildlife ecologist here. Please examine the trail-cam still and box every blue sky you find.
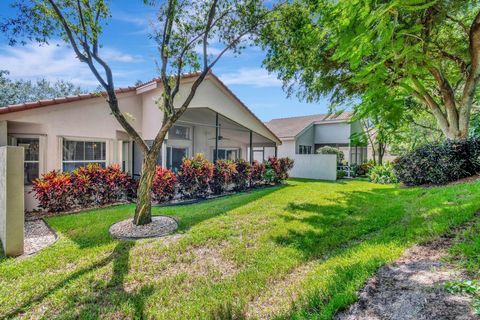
[0,1,333,121]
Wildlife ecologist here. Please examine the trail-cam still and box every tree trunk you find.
[133,154,158,225]
[377,141,384,165]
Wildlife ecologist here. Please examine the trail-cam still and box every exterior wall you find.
[0,146,24,256]
[295,125,314,153]
[276,140,296,158]
[1,92,142,172]
[314,122,351,144]
[289,154,336,181]
[0,93,142,211]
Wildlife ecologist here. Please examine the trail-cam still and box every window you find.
[12,137,40,185]
[169,125,190,140]
[167,147,188,172]
[298,145,312,154]
[62,139,106,172]
[214,148,239,161]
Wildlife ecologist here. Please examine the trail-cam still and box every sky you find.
[0,1,334,122]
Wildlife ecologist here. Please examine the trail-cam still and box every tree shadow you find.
[2,240,156,319]
[156,184,289,232]
[271,184,480,318]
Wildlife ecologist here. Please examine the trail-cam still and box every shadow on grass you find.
[156,184,288,232]
[52,185,287,250]
[272,184,480,318]
[2,241,156,319]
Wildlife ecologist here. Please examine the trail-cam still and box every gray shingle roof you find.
[265,111,352,139]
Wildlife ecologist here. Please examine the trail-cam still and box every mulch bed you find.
[20,220,58,258]
[109,216,178,240]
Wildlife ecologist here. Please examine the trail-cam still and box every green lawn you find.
[1,179,480,319]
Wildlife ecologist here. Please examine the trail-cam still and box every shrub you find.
[177,153,214,198]
[266,157,294,184]
[151,166,177,203]
[393,138,480,186]
[71,163,135,206]
[32,171,74,212]
[250,161,266,187]
[360,160,375,175]
[32,164,136,212]
[318,146,344,163]
[337,170,346,179]
[232,159,252,191]
[368,163,398,184]
[210,160,237,194]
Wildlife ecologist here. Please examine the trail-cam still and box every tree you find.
[261,0,480,140]
[352,88,407,165]
[2,0,276,225]
[0,70,85,107]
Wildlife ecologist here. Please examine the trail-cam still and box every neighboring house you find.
[265,112,368,165]
[0,72,280,211]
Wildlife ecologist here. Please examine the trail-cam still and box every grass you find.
[1,179,480,319]
[447,214,480,315]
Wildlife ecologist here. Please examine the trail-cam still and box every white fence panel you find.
[289,154,336,181]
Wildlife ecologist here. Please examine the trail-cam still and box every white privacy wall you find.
[289,154,337,181]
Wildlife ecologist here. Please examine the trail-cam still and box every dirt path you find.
[335,236,478,320]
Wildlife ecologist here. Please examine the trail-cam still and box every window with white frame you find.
[10,136,40,185]
[298,145,312,154]
[169,125,190,140]
[62,139,106,172]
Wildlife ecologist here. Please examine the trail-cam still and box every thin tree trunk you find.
[378,141,384,165]
[133,154,157,225]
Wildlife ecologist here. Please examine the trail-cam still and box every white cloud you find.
[219,68,282,87]
[102,48,143,63]
[0,42,143,87]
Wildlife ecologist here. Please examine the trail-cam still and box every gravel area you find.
[22,220,57,257]
[109,216,178,239]
[335,236,478,320]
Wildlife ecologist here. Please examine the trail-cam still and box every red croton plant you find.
[177,154,214,199]
[151,166,177,203]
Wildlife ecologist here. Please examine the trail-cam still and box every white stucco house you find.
[0,72,280,211]
[265,112,368,165]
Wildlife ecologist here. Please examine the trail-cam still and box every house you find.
[265,112,368,165]
[0,72,280,211]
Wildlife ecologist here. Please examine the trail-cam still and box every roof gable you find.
[265,112,352,139]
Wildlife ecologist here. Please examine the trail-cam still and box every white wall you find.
[314,123,351,144]
[296,125,314,153]
[276,140,296,158]
[289,154,337,181]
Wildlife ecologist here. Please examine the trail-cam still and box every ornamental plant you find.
[32,171,74,212]
[151,166,177,203]
[318,146,344,164]
[33,164,136,213]
[266,157,294,184]
[393,138,480,186]
[177,153,214,199]
[71,163,135,206]
[210,160,237,195]
[368,163,398,184]
[232,159,252,191]
[250,161,266,187]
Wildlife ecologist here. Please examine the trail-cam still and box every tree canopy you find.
[0,70,85,107]
[261,0,480,140]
